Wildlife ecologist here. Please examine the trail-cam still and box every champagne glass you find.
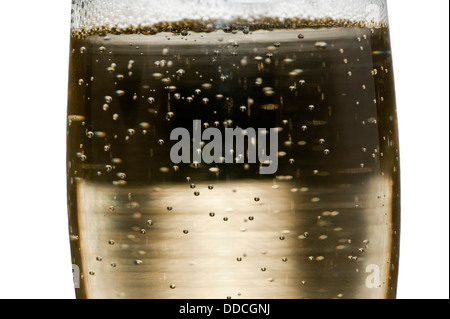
[67,0,400,299]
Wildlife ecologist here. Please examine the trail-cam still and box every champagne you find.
[67,22,400,299]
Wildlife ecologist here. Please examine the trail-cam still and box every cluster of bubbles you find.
[68,21,396,297]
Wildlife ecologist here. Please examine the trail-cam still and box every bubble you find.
[254,77,263,86]
[194,191,200,196]
[108,240,115,245]
[279,236,285,241]
[208,185,214,190]
[273,42,281,48]
[78,79,84,86]
[209,212,215,217]
[112,114,119,120]
[298,34,304,39]
[248,216,254,221]
[140,229,147,235]
[159,167,170,173]
[166,112,175,120]
[283,58,294,64]
[240,106,247,112]
[282,257,288,262]
[89,271,95,276]
[117,172,126,180]
[308,105,315,111]
[192,161,200,168]
[96,256,103,262]
[115,90,125,96]
[167,206,173,211]
[186,97,194,103]
[80,155,87,162]
[173,69,186,79]
[202,98,209,105]
[135,260,143,265]
[108,206,115,212]
[254,197,260,202]
[152,73,163,79]
[315,42,328,50]
[105,165,113,172]
[316,256,325,261]
[147,220,153,226]
[180,30,189,36]
[223,217,229,221]
[190,184,196,189]
[80,47,86,54]
[161,78,172,85]
[170,284,176,289]
[301,125,308,132]
[127,129,135,136]
[201,83,213,90]
[236,257,242,262]
[183,229,189,234]
[86,131,94,138]
[323,149,331,155]
[174,93,181,100]
[110,262,117,268]
[158,139,164,145]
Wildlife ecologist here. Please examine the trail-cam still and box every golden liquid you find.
[67,26,400,299]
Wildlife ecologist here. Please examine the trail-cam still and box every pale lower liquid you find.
[67,27,400,299]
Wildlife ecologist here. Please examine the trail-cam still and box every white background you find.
[0,0,448,299]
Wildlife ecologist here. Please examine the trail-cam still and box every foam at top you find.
[71,0,389,36]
